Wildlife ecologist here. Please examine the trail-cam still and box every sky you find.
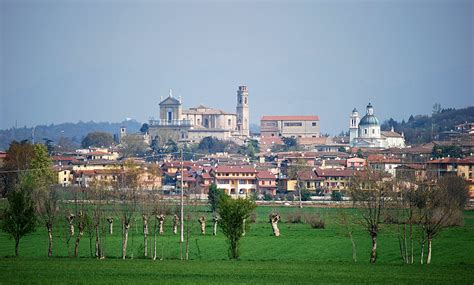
[1,0,472,135]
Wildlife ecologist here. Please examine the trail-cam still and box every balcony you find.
[149,119,192,127]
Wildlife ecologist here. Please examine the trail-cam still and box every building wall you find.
[261,119,320,138]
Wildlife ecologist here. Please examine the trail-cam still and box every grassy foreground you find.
[0,258,472,284]
[0,206,473,283]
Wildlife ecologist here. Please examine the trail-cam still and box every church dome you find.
[358,102,379,126]
[359,114,379,126]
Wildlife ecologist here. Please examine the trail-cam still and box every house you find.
[211,165,257,197]
[314,168,355,194]
[367,155,402,177]
[256,170,278,196]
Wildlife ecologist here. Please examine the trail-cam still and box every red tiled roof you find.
[298,170,324,180]
[427,158,460,164]
[315,168,355,177]
[260,136,284,146]
[214,165,257,173]
[87,151,110,156]
[297,137,329,145]
[368,154,401,164]
[261,115,320,121]
[256,170,276,180]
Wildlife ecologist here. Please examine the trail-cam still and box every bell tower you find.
[349,108,359,147]
[236,85,249,137]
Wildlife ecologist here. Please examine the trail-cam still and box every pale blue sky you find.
[1,0,472,134]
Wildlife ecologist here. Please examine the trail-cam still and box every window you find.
[197,119,201,125]
[63,178,67,182]
[265,121,277,127]
[228,119,231,126]
[244,97,247,104]
[372,129,375,134]
[284,122,303,127]
[364,129,368,135]
[312,122,317,126]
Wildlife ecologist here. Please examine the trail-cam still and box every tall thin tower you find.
[236,86,249,137]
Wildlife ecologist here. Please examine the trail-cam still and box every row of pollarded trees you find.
[349,168,469,264]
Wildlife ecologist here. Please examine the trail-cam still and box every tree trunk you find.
[427,237,432,264]
[185,214,190,260]
[198,217,206,235]
[74,227,83,257]
[15,238,19,257]
[213,219,218,236]
[143,215,148,258]
[47,224,53,257]
[349,232,357,262]
[122,223,130,259]
[153,227,157,261]
[107,218,113,235]
[420,239,425,264]
[242,219,246,236]
[173,215,179,235]
[403,224,408,264]
[370,232,377,263]
[95,224,102,259]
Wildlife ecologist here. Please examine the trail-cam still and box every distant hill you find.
[0,120,142,150]
[381,106,474,144]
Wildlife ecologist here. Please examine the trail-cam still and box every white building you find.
[349,103,405,149]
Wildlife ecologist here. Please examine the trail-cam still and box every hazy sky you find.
[1,0,472,134]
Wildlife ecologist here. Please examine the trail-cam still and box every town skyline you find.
[1,1,472,134]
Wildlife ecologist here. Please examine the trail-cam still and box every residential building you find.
[211,165,257,197]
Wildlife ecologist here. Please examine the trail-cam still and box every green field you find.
[0,206,473,284]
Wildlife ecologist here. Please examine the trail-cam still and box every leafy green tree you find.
[140,123,149,134]
[1,182,36,256]
[81,132,114,148]
[331,191,343,201]
[208,184,225,213]
[300,188,311,201]
[282,137,297,150]
[432,145,464,159]
[218,195,256,259]
[28,144,57,257]
[121,136,149,157]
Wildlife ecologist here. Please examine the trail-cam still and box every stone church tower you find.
[236,85,249,137]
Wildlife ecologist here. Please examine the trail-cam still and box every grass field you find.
[0,205,473,284]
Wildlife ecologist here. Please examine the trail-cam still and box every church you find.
[349,103,405,149]
[148,86,250,145]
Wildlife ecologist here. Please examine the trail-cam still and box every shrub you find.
[331,191,343,201]
[248,211,258,223]
[263,193,273,201]
[286,211,304,223]
[305,213,325,229]
[301,189,312,201]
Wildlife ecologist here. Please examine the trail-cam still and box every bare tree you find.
[416,176,468,264]
[118,160,141,260]
[335,206,357,262]
[287,158,310,208]
[269,212,281,237]
[349,168,392,263]
[36,186,59,257]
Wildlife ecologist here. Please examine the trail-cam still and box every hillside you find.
[381,106,474,144]
[0,120,142,150]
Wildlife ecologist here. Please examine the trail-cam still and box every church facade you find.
[349,103,405,149]
[148,86,250,145]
